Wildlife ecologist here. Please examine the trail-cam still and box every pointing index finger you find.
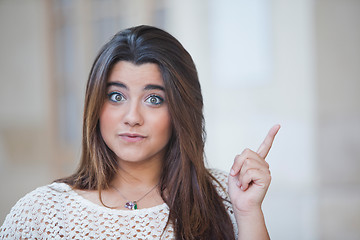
[257,124,281,159]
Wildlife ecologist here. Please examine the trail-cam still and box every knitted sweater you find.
[0,169,237,239]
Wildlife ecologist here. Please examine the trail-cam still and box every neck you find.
[112,157,162,189]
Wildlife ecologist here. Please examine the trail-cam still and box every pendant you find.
[125,201,138,210]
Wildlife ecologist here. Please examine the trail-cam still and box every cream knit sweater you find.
[0,169,237,239]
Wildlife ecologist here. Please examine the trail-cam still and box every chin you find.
[116,154,150,163]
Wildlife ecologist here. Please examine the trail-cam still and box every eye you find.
[145,95,164,105]
[108,92,125,103]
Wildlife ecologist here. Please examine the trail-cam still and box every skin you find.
[229,124,281,240]
[100,61,172,167]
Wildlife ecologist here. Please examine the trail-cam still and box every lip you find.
[118,133,147,143]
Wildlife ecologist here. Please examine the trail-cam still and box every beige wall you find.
[0,0,359,239]
[0,0,54,221]
[316,0,360,239]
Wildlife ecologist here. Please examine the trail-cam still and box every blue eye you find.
[108,92,125,102]
[145,95,164,105]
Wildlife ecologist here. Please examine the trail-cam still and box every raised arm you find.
[228,124,280,240]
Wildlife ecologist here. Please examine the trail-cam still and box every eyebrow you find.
[107,82,165,91]
[144,84,165,91]
[107,82,127,89]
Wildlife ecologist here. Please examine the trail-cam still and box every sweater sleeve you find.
[0,185,66,239]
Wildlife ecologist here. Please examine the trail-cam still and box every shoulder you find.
[8,182,70,211]
[207,168,231,203]
[0,182,71,238]
[10,182,71,213]
[208,168,229,196]
[208,168,228,183]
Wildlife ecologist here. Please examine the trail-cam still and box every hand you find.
[228,124,280,215]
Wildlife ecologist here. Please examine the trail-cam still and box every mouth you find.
[118,133,147,143]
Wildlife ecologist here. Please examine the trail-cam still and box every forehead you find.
[108,61,164,86]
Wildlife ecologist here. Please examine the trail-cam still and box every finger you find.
[231,147,269,176]
[238,156,269,186]
[240,168,271,191]
[257,124,281,159]
[230,148,253,176]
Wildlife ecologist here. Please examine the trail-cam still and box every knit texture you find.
[0,169,237,239]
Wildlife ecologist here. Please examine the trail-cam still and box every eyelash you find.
[145,94,164,105]
[107,92,164,105]
[108,92,125,103]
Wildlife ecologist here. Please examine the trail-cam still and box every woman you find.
[0,25,279,239]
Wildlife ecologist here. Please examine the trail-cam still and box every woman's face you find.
[100,61,172,165]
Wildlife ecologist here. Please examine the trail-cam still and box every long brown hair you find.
[58,25,235,240]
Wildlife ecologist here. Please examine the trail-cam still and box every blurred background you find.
[0,0,359,239]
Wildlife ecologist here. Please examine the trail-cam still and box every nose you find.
[123,101,144,127]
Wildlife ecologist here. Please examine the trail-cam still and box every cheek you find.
[99,105,117,137]
[151,110,172,140]
[160,114,172,141]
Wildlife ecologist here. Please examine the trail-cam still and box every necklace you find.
[112,183,159,210]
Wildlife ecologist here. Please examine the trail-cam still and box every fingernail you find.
[240,186,244,191]
[236,181,241,187]
[230,169,236,176]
